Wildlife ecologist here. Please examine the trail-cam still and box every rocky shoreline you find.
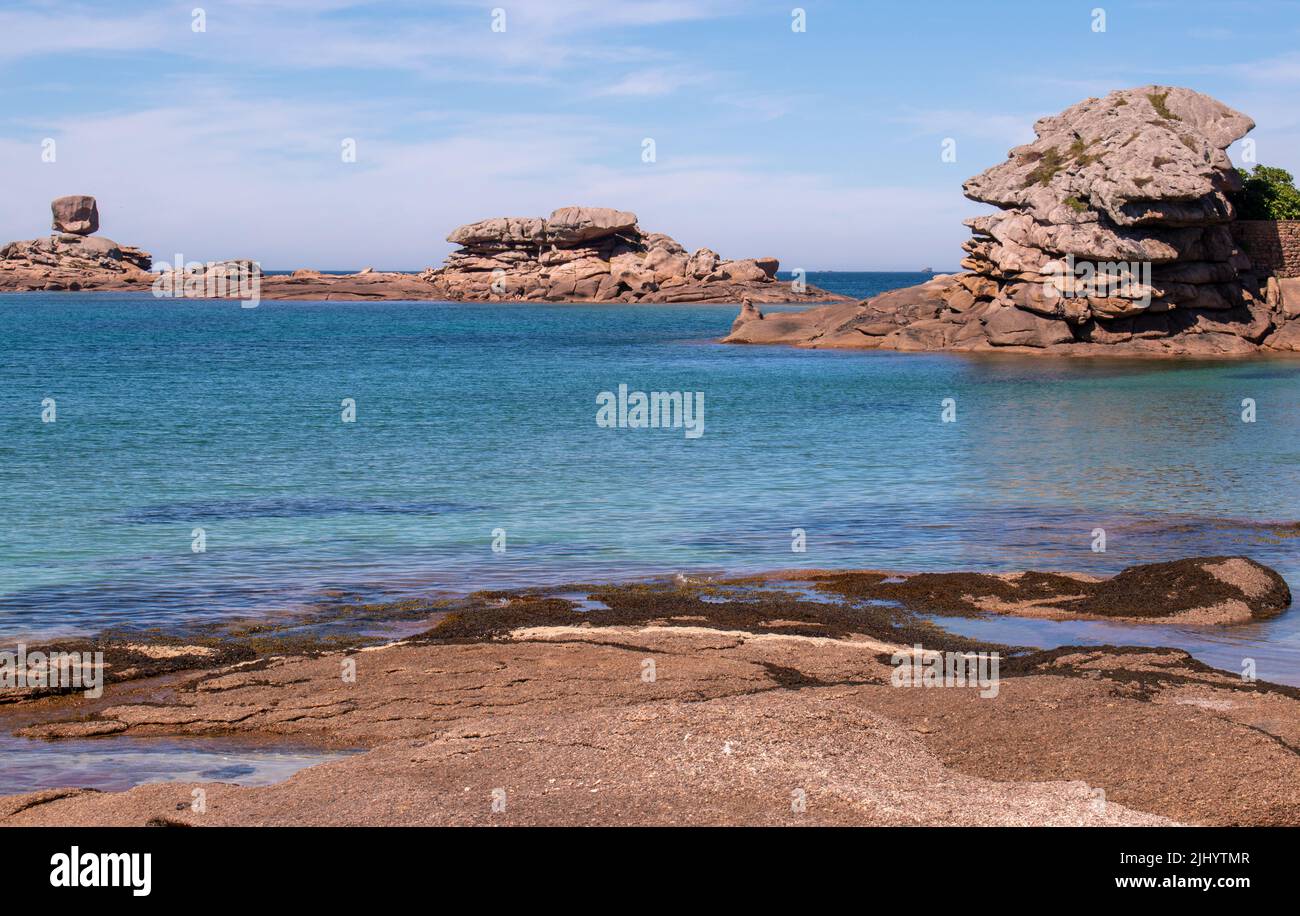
[10,86,1300,355]
[2,556,1295,826]
[0,195,155,293]
[727,87,1300,357]
[0,201,845,305]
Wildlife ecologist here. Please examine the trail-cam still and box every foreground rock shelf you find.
[1,556,1295,826]
[727,86,1300,356]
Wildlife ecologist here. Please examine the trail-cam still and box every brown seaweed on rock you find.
[814,556,1290,624]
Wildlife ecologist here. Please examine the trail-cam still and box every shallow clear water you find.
[2,272,1298,682]
[924,611,1298,686]
[0,732,351,795]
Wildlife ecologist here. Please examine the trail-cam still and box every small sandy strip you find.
[121,644,216,659]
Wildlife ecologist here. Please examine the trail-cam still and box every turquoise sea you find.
[3,272,1299,682]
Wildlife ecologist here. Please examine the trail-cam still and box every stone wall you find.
[1232,220,1300,278]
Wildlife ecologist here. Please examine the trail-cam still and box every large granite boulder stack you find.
[545,206,637,245]
[727,86,1300,355]
[958,86,1258,334]
[0,196,152,291]
[51,194,100,235]
[424,206,836,304]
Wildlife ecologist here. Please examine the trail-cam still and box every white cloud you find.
[1234,52,1300,84]
[0,0,1000,270]
[0,0,729,79]
[0,86,965,270]
[592,67,709,98]
[890,107,1038,148]
[0,5,170,60]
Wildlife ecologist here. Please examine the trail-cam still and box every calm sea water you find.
[3,272,1299,681]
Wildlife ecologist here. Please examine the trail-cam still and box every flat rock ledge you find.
[727,86,1300,356]
[1,556,1295,826]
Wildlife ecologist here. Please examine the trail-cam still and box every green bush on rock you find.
[1233,165,1300,220]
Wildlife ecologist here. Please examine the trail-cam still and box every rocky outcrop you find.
[420,205,841,304]
[728,87,1300,356]
[2,199,842,304]
[959,86,1260,334]
[0,196,153,292]
[257,270,438,300]
[817,556,1291,625]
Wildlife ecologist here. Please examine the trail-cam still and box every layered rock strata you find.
[418,205,841,303]
[727,87,1300,356]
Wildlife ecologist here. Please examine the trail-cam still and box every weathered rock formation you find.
[418,205,841,303]
[51,194,100,235]
[257,269,439,300]
[0,196,153,291]
[2,199,842,304]
[727,87,1300,356]
[818,556,1291,625]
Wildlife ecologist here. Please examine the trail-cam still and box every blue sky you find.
[1,0,1298,269]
